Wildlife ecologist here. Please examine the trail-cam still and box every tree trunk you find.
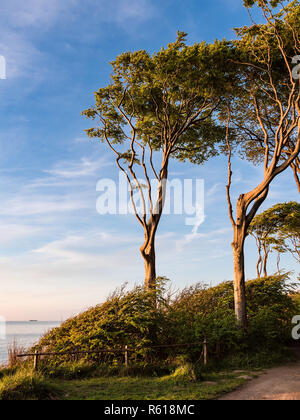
[141,165,168,291]
[141,222,158,290]
[262,245,268,277]
[232,239,247,329]
[291,162,300,194]
[143,244,156,290]
[256,242,262,278]
[277,252,281,274]
[232,197,248,329]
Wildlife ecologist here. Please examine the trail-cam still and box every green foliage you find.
[41,361,99,380]
[34,275,298,370]
[250,202,300,266]
[218,1,300,177]
[34,280,169,366]
[292,292,300,312]
[244,0,289,8]
[167,274,297,361]
[0,370,60,401]
[82,32,229,165]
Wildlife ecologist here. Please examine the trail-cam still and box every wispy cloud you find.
[0,0,78,29]
[176,227,232,253]
[44,157,112,179]
[0,0,155,90]
[0,223,44,245]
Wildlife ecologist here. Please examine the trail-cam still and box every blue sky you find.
[0,0,298,321]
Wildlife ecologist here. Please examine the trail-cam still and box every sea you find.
[0,321,61,366]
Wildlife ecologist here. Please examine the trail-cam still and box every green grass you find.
[0,361,263,400]
[0,370,61,401]
[50,370,256,401]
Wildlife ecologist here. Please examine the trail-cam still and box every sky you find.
[0,0,298,321]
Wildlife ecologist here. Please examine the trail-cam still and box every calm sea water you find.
[0,322,61,366]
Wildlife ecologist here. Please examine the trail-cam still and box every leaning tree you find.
[82,33,227,289]
[221,0,300,327]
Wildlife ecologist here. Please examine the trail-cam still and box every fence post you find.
[125,346,128,367]
[203,339,207,366]
[33,351,39,371]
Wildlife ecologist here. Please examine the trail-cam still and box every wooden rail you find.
[17,341,208,371]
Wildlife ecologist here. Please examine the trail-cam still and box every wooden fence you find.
[17,340,208,371]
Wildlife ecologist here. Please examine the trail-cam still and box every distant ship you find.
[29,320,38,322]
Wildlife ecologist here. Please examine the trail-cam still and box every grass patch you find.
[50,370,252,401]
[0,370,61,401]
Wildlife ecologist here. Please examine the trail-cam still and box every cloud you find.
[115,0,155,23]
[44,157,112,179]
[0,156,107,218]
[33,230,140,261]
[0,0,154,30]
[0,32,44,82]
[0,195,90,217]
[0,223,44,245]
[176,227,232,253]
[0,0,78,29]
[0,0,155,88]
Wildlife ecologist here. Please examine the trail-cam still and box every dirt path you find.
[220,362,300,400]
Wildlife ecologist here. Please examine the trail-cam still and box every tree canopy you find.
[82,32,230,289]
[250,202,300,276]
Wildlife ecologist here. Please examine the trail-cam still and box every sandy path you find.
[219,362,300,400]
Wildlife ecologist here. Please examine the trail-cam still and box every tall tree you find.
[223,0,300,327]
[82,33,226,289]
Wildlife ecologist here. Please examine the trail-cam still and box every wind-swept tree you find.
[223,0,300,327]
[249,201,300,276]
[271,201,300,263]
[249,212,279,277]
[82,33,226,289]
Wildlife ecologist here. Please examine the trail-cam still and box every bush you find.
[292,291,300,313]
[166,274,297,362]
[33,275,298,371]
[33,280,170,368]
[41,361,98,380]
[0,370,60,400]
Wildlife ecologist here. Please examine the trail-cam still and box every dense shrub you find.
[292,292,300,313]
[167,274,297,361]
[34,280,169,366]
[33,275,298,369]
